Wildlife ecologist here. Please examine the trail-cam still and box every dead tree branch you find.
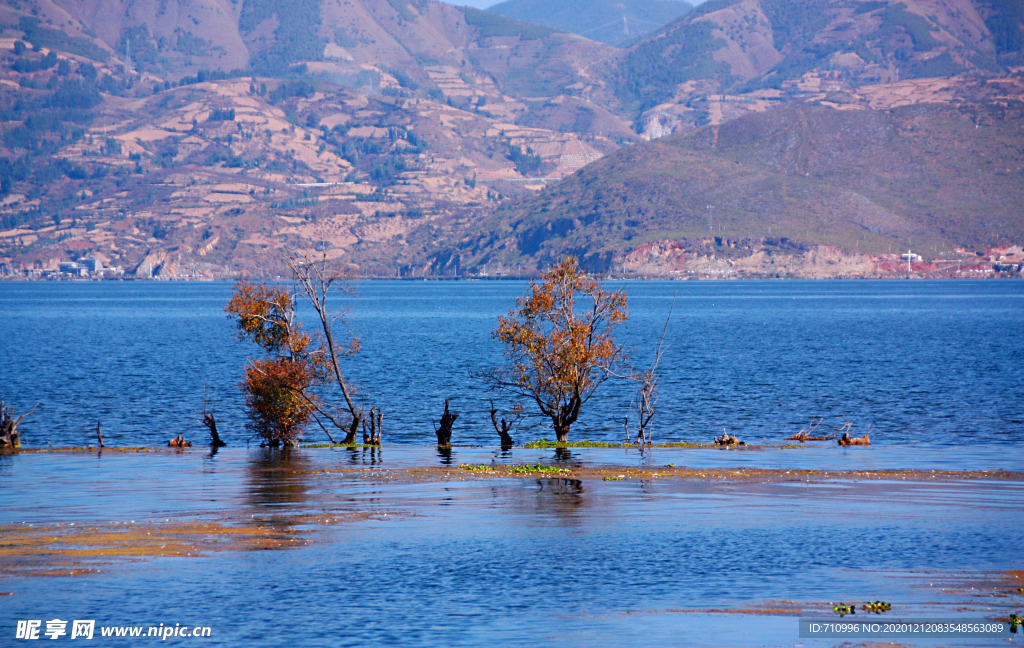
[362,407,382,445]
[202,384,227,447]
[0,401,38,448]
[489,400,522,450]
[435,399,458,447]
[286,246,365,444]
[785,417,835,442]
[625,294,675,445]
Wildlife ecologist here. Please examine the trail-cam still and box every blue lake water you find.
[2,280,1023,647]
[0,280,1021,449]
[1,448,1022,647]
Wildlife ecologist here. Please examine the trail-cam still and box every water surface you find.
[1,280,1021,449]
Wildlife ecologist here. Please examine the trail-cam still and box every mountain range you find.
[0,0,1021,278]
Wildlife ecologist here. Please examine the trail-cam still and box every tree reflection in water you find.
[492,477,589,526]
[246,447,314,510]
[437,446,454,465]
[344,445,383,466]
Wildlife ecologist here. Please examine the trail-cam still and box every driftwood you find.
[489,400,519,450]
[838,432,870,446]
[785,417,836,442]
[0,401,37,448]
[786,431,837,442]
[362,407,382,445]
[715,429,745,446]
[434,399,458,447]
[168,435,192,448]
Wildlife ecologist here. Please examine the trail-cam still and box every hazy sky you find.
[437,0,703,8]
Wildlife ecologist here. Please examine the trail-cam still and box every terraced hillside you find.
[0,0,634,276]
[0,0,1021,278]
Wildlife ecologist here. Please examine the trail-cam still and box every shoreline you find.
[1,274,1022,282]
[5,446,1023,484]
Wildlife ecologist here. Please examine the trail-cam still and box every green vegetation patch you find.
[524,439,622,448]
[506,144,541,176]
[387,0,417,22]
[19,18,109,62]
[982,0,1024,55]
[240,0,326,74]
[457,464,497,471]
[507,463,571,475]
[174,30,213,57]
[872,5,939,52]
[614,21,731,113]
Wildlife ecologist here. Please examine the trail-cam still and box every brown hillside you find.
[0,0,637,278]
[0,0,1021,279]
[611,0,1024,136]
[432,95,1024,275]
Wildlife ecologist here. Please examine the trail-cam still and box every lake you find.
[1,280,1021,449]
[1,280,1022,647]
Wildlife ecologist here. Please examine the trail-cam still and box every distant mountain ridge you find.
[608,0,1024,133]
[486,0,693,46]
[431,95,1024,274]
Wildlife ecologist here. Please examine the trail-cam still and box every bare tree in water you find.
[626,295,674,445]
[286,247,369,444]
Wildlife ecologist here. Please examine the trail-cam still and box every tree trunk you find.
[203,413,226,447]
[342,413,361,445]
[436,399,458,447]
[552,396,580,443]
[362,408,382,445]
[372,410,382,445]
[489,403,514,450]
[554,422,570,443]
[0,402,36,449]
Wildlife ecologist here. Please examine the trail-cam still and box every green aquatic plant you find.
[458,464,497,472]
[602,475,625,481]
[507,464,570,475]
[862,601,891,614]
[833,602,855,617]
[1009,613,1021,633]
[524,439,622,448]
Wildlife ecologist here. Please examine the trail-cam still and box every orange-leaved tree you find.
[492,256,628,442]
[226,281,322,446]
